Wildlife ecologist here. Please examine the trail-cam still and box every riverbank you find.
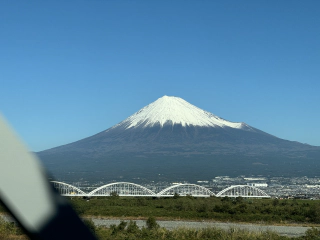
[89,217,313,237]
[2,214,320,238]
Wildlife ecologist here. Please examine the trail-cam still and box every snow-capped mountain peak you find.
[113,95,248,130]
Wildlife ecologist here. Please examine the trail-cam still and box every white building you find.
[247,183,268,187]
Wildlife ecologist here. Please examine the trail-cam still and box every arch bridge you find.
[88,182,156,197]
[51,182,270,198]
[158,184,215,197]
[216,185,270,198]
[51,181,87,197]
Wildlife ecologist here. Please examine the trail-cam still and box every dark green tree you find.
[146,216,159,230]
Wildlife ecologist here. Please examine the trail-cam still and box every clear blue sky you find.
[1,1,319,151]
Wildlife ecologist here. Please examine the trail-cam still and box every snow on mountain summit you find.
[113,96,248,130]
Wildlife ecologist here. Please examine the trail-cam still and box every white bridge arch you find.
[88,182,156,197]
[158,184,215,197]
[51,181,270,198]
[216,185,270,198]
[51,181,87,196]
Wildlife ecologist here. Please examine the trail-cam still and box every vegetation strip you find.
[2,196,320,239]
[90,218,311,237]
[69,196,320,224]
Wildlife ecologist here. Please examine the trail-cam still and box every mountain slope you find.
[38,96,320,183]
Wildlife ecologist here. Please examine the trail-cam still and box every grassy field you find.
[69,196,320,224]
[93,218,294,240]
[0,218,27,240]
[3,217,320,240]
[2,196,320,239]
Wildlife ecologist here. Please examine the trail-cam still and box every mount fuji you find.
[38,96,320,183]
